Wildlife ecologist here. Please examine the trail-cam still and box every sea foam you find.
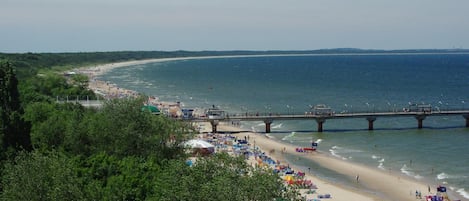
[456,188,469,199]
[281,132,296,141]
[272,123,283,129]
[437,172,468,180]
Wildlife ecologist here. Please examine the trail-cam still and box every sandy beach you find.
[207,122,441,201]
[77,57,459,201]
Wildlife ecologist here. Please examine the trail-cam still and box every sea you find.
[98,53,469,200]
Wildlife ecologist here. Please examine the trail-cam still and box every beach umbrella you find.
[183,139,215,156]
[183,139,215,149]
[141,105,160,114]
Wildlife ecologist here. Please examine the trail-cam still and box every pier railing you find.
[58,97,469,133]
[182,109,469,133]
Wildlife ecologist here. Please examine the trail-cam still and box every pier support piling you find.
[366,117,377,130]
[264,119,273,133]
[316,118,326,132]
[463,114,469,127]
[415,115,426,129]
[210,120,219,133]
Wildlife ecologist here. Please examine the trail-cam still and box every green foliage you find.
[77,153,161,201]
[23,102,84,152]
[1,150,84,201]
[91,97,191,159]
[18,73,96,105]
[23,97,192,159]
[0,61,31,154]
[151,153,297,201]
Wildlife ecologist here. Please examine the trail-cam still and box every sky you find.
[2,0,469,53]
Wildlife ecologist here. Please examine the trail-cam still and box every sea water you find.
[99,53,469,200]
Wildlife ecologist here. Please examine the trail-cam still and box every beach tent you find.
[183,139,215,156]
[168,106,182,117]
[141,105,160,114]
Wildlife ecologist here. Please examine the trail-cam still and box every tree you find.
[151,153,299,201]
[87,97,191,159]
[1,151,84,200]
[0,61,31,153]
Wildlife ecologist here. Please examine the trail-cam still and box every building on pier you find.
[206,106,225,119]
[408,103,432,113]
[313,104,333,116]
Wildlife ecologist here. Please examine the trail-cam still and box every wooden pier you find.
[66,99,469,133]
[187,110,469,133]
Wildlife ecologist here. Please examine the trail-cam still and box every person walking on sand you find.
[356,174,359,183]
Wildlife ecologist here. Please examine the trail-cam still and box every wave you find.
[400,164,423,179]
[437,172,453,180]
[400,164,413,177]
[374,156,386,170]
[329,146,350,160]
[378,162,386,170]
[437,172,468,180]
[272,123,283,129]
[281,132,296,141]
[330,145,363,154]
[456,188,469,199]
[329,148,348,160]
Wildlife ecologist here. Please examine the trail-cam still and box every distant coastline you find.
[3,47,469,55]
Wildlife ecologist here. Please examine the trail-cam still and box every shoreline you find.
[77,56,464,201]
[214,122,454,201]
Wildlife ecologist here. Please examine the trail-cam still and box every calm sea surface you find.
[99,54,469,200]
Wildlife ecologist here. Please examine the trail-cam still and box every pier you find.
[63,98,469,133]
[189,109,469,133]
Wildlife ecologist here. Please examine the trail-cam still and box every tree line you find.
[0,53,302,201]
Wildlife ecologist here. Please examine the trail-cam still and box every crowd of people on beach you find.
[196,131,328,201]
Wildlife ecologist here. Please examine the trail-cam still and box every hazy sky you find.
[2,0,469,53]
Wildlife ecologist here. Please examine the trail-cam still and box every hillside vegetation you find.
[0,52,300,201]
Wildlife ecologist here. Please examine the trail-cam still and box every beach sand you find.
[212,122,440,201]
[78,57,456,201]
